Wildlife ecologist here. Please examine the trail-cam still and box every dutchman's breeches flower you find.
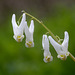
[48,31,69,60]
[25,20,34,48]
[12,13,26,42]
[42,35,53,63]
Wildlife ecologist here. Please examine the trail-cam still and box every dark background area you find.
[0,0,75,75]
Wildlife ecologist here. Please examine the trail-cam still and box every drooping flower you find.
[48,31,69,60]
[42,35,53,63]
[25,20,34,48]
[12,13,26,42]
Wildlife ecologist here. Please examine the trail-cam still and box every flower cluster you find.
[48,31,69,60]
[12,13,70,63]
[12,13,34,48]
[42,31,69,63]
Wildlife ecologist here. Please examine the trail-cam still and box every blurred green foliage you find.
[0,1,75,75]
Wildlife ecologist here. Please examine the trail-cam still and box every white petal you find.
[19,13,26,30]
[62,31,69,50]
[42,35,49,51]
[29,20,34,33]
[48,36,61,54]
[43,52,53,63]
[25,22,33,41]
[25,20,34,45]
[44,50,51,57]
[25,22,30,35]
[42,35,45,49]
[13,35,24,42]
[12,14,18,30]
[12,14,20,35]
[42,35,47,48]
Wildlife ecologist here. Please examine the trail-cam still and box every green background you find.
[0,0,75,75]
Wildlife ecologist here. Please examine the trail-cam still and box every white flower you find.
[12,13,26,42]
[25,20,34,48]
[42,35,53,63]
[48,31,69,60]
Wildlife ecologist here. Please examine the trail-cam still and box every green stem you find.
[22,10,75,62]
[69,52,75,62]
[45,32,49,35]
[22,10,60,44]
[17,14,23,25]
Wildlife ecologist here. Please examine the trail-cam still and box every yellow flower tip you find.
[57,54,68,60]
[17,36,22,42]
[66,52,69,56]
[60,55,67,60]
[17,39,21,42]
[44,55,53,63]
[45,56,51,62]
[17,36,21,39]
[26,42,32,48]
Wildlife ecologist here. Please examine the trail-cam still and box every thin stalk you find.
[69,52,75,62]
[17,14,23,25]
[22,10,75,62]
[22,10,59,44]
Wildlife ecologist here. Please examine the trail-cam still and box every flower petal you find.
[12,14,18,30]
[12,14,20,35]
[42,35,49,51]
[29,20,34,33]
[25,22,32,41]
[48,36,61,54]
[19,13,26,30]
[62,31,69,50]
[25,22,30,35]
[43,50,53,63]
